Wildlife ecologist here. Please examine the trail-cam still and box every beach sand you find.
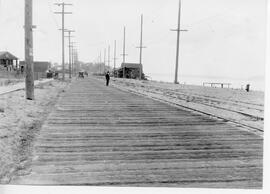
[0,80,69,183]
[108,77,264,134]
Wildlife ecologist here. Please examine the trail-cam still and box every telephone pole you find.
[25,0,34,100]
[65,29,75,79]
[136,14,146,80]
[54,2,72,80]
[121,26,128,64]
[113,40,118,77]
[70,42,76,75]
[75,49,78,73]
[99,51,102,74]
[171,0,187,84]
[108,45,111,70]
[136,14,146,65]
[73,48,78,73]
[104,48,106,73]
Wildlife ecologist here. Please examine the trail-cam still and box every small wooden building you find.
[117,63,143,80]
[19,61,51,73]
[0,51,19,71]
[20,61,51,80]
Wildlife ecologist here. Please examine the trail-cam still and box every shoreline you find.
[146,73,265,92]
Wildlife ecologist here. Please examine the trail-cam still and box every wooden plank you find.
[11,77,263,189]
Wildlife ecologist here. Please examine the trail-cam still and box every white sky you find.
[0,0,267,81]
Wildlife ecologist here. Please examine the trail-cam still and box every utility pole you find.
[99,51,102,74]
[113,40,118,77]
[65,29,75,79]
[71,42,76,75]
[70,42,75,75]
[136,14,146,80]
[25,0,34,100]
[104,48,106,73]
[121,26,128,64]
[74,49,78,73]
[54,2,72,80]
[108,45,111,70]
[171,0,187,84]
[137,14,146,65]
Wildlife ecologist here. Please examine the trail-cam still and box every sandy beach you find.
[0,80,69,183]
[105,77,264,134]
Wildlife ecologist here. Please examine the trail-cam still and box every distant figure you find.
[78,71,84,79]
[54,72,59,79]
[246,84,250,92]
[21,66,24,74]
[105,71,110,86]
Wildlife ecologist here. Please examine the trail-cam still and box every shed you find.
[20,61,51,73]
[118,63,143,79]
[0,51,19,71]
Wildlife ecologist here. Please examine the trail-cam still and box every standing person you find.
[105,71,110,86]
[246,84,250,92]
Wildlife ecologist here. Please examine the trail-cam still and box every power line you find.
[54,2,72,80]
[47,0,60,29]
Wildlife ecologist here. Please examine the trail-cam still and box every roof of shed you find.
[0,51,18,60]
[121,63,143,69]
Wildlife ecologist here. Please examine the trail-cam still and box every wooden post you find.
[25,0,34,100]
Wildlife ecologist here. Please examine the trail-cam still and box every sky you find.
[0,0,267,88]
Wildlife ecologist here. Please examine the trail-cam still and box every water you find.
[146,73,265,92]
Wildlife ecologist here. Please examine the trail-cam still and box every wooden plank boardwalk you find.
[11,77,263,189]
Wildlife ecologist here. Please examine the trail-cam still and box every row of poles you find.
[24,0,185,100]
[54,2,78,80]
[96,0,186,84]
[96,14,146,77]
[24,0,78,100]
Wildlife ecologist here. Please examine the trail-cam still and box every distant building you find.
[0,51,19,71]
[117,63,143,80]
[20,61,51,80]
[19,61,51,73]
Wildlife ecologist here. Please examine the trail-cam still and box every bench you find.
[203,82,231,88]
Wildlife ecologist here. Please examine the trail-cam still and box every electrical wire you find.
[47,0,60,29]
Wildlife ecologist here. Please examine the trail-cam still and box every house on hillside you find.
[0,51,19,71]
[117,63,143,80]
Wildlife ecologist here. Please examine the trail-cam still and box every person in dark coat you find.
[246,84,250,92]
[105,71,110,86]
